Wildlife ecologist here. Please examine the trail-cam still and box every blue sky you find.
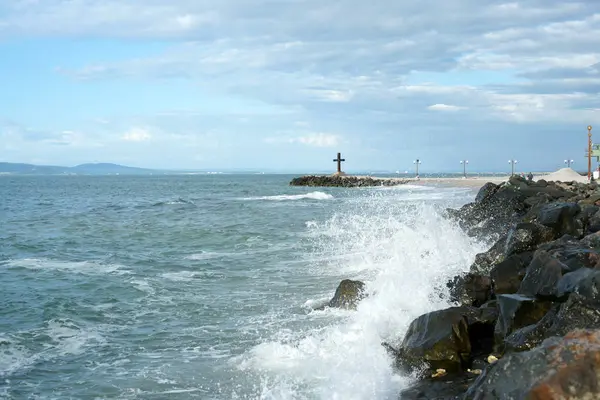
[1,0,599,173]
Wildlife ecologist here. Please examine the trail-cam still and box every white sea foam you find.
[5,258,128,275]
[161,270,204,282]
[235,188,485,399]
[243,191,334,201]
[184,251,228,261]
[0,319,105,379]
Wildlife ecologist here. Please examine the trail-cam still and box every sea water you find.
[0,174,487,399]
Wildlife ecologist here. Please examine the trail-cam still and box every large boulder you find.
[534,202,582,238]
[466,329,600,399]
[475,182,499,203]
[503,305,561,353]
[447,273,492,307]
[397,307,472,373]
[503,222,555,257]
[396,306,497,374]
[556,268,599,298]
[470,237,509,274]
[517,251,565,300]
[448,182,528,238]
[399,373,479,400]
[494,294,553,350]
[490,252,534,296]
[545,293,600,337]
[327,279,366,309]
[538,235,600,272]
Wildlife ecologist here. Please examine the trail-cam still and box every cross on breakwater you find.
[333,152,345,174]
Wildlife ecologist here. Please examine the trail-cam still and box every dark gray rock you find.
[466,329,600,400]
[494,294,553,347]
[535,202,582,238]
[517,251,564,299]
[396,305,498,375]
[475,182,499,203]
[470,238,509,274]
[447,273,492,307]
[397,307,472,373]
[546,293,600,337]
[490,252,534,296]
[504,222,555,257]
[289,175,408,187]
[328,279,366,309]
[556,268,598,298]
[538,235,599,272]
[399,373,478,400]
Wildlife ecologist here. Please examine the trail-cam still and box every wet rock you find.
[534,202,582,238]
[494,294,553,348]
[490,252,534,296]
[466,329,600,400]
[475,182,499,203]
[399,372,477,400]
[504,222,555,257]
[327,279,366,309]
[396,306,497,375]
[517,251,564,300]
[467,301,498,360]
[503,305,561,353]
[579,193,600,205]
[538,235,600,272]
[470,237,509,274]
[556,268,598,298]
[447,273,492,307]
[578,204,600,234]
[588,210,600,233]
[289,175,408,187]
[397,307,472,373]
[448,183,528,238]
[546,293,600,337]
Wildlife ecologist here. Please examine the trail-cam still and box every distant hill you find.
[0,162,156,175]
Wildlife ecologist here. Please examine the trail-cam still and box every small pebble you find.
[431,368,447,378]
[487,355,499,364]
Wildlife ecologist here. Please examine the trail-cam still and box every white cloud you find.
[427,104,466,111]
[295,133,341,147]
[121,127,152,142]
[265,132,341,147]
[3,0,600,170]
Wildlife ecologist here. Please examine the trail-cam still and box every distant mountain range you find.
[0,162,157,175]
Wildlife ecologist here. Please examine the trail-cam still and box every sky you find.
[0,0,599,173]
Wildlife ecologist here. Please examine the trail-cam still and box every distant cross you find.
[333,152,345,173]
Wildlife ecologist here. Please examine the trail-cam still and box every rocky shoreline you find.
[290,175,409,187]
[322,175,600,399]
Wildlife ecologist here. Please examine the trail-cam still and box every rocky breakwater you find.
[396,175,600,399]
[290,175,409,187]
[321,175,600,399]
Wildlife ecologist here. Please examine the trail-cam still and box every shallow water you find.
[0,174,486,399]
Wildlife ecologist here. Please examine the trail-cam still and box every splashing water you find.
[235,189,487,399]
[242,192,334,201]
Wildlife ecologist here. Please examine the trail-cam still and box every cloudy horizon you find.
[1,0,599,173]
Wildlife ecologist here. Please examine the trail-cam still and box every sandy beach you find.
[363,168,590,189]
[354,175,510,189]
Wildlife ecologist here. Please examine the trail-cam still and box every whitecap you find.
[5,258,128,276]
[242,191,334,201]
[236,187,486,399]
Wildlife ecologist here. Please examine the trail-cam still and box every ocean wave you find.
[0,319,105,379]
[242,191,334,201]
[4,258,128,276]
[235,188,485,399]
[151,198,195,207]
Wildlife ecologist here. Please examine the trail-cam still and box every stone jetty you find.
[322,175,600,398]
[290,174,409,187]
